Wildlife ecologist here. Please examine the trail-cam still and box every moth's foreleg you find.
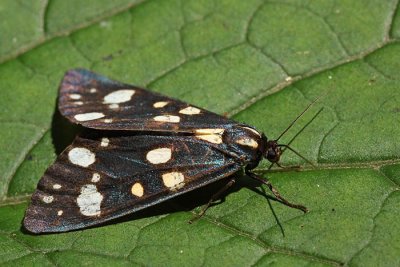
[245,169,308,213]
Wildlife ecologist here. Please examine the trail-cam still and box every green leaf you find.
[1,0,399,266]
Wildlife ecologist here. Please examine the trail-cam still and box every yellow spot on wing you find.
[236,137,259,148]
[131,183,144,197]
[195,128,224,144]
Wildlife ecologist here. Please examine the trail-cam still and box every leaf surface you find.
[0,0,399,266]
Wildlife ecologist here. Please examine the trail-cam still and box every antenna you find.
[275,94,325,141]
[278,107,324,168]
[282,107,324,148]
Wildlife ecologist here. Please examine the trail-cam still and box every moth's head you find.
[263,139,282,163]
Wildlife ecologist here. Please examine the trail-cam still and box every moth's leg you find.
[189,178,236,224]
[245,169,308,213]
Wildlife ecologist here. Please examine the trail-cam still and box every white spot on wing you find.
[195,128,224,144]
[236,137,259,148]
[162,172,185,190]
[146,148,172,164]
[90,88,97,93]
[91,173,101,183]
[68,147,96,167]
[104,119,113,123]
[153,101,169,108]
[77,184,103,216]
[153,115,180,123]
[109,103,119,109]
[69,94,81,100]
[131,182,144,197]
[74,112,105,121]
[100,137,109,147]
[42,195,54,203]
[53,184,62,189]
[241,126,262,137]
[57,210,63,216]
[179,106,201,115]
[103,89,135,104]
[74,101,84,105]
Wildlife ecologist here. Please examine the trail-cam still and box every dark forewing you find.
[23,133,241,233]
[59,69,234,132]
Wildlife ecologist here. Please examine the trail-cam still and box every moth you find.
[24,69,315,233]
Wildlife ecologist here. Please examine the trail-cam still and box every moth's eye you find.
[266,149,278,162]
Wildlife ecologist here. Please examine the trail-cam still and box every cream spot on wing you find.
[240,126,262,137]
[91,173,101,183]
[90,88,97,93]
[196,135,223,144]
[146,148,172,164]
[69,94,81,100]
[236,137,259,148]
[53,184,62,190]
[109,103,119,109]
[153,101,169,108]
[179,106,201,115]
[103,89,135,104]
[195,128,224,134]
[131,182,144,197]
[57,210,63,216]
[74,112,105,121]
[77,184,103,216]
[104,119,113,123]
[195,128,224,144]
[153,115,180,123]
[68,147,96,167]
[42,195,54,203]
[100,137,109,147]
[74,101,84,105]
[162,172,185,190]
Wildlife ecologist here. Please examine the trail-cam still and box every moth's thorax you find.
[223,125,264,164]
